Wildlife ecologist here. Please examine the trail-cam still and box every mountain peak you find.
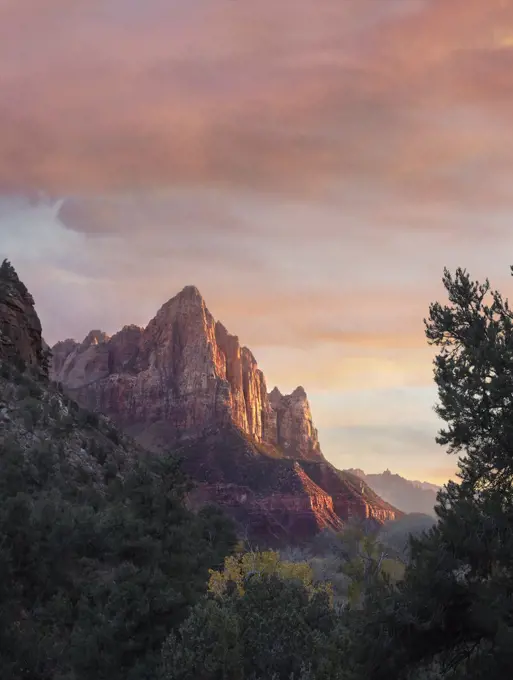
[176,285,204,303]
[155,286,207,322]
[269,386,283,399]
[151,285,209,336]
[346,468,366,479]
[51,282,326,462]
[0,258,22,284]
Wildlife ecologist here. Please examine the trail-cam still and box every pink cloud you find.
[0,0,512,209]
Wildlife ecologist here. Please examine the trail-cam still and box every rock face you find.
[0,261,142,490]
[301,464,399,524]
[180,427,345,543]
[51,286,319,457]
[177,427,399,544]
[269,386,322,461]
[0,259,48,377]
[52,284,400,541]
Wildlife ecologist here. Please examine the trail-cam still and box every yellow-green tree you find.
[208,550,329,599]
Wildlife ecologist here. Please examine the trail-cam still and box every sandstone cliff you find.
[51,285,321,459]
[0,259,48,377]
[51,285,400,540]
[178,428,399,544]
[269,386,322,461]
[179,427,345,543]
[300,464,399,523]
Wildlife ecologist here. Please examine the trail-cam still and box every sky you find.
[2,0,513,484]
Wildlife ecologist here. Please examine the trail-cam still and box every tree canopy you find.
[353,266,513,679]
[0,408,237,680]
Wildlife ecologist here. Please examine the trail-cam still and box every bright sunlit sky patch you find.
[2,0,513,484]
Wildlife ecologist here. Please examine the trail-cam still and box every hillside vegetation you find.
[0,358,236,679]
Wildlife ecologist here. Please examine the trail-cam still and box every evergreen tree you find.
[0,439,237,679]
[0,258,32,301]
[0,258,17,281]
[354,267,513,679]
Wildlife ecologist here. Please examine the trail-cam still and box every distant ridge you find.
[345,468,440,517]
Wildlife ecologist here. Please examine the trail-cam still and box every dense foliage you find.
[162,551,350,680]
[0,380,237,679]
[352,267,513,679]
[208,550,321,598]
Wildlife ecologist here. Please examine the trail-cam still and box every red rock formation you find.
[300,463,399,523]
[51,338,79,377]
[179,427,399,543]
[241,347,278,444]
[0,261,397,543]
[269,386,322,461]
[0,259,48,377]
[51,285,400,540]
[51,285,322,458]
[109,325,144,373]
[52,331,111,388]
[181,428,345,543]
[187,476,344,545]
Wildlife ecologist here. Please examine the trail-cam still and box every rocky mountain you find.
[52,286,322,461]
[413,479,441,493]
[346,468,440,517]
[0,259,49,377]
[0,259,145,492]
[51,284,400,542]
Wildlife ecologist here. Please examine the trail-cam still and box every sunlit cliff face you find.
[2,0,513,484]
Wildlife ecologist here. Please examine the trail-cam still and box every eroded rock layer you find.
[51,285,321,458]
